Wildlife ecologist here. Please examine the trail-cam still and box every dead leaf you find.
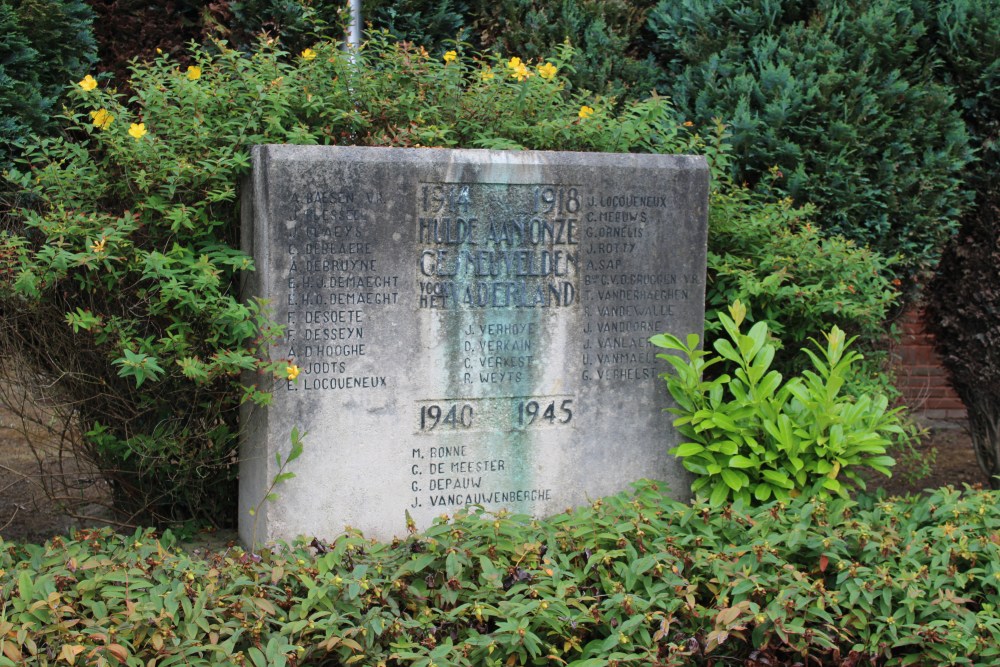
[58,644,85,665]
[2,642,22,663]
[107,643,128,664]
[716,605,742,626]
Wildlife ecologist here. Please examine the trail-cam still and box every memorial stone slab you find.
[239,145,709,545]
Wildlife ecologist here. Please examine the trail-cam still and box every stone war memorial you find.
[239,145,709,545]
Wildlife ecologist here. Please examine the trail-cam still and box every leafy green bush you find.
[0,37,710,526]
[919,0,1000,199]
[647,0,973,282]
[3,483,1000,665]
[0,0,96,171]
[702,178,921,479]
[706,180,897,373]
[652,301,901,505]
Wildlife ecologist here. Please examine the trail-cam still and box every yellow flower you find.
[78,75,97,91]
[480,67,495,82]
[300,48,317,60]
[90,237,106,253]
[510,62,531,82]
[286,364,300,381]
[683,120,694,127]
[128,123,147,140]
[507,57,523,70]
[186,65,201,81]
[443,50,457,63]
[578,105,595,119]
[537,62,558,80]
[90,108,114,130]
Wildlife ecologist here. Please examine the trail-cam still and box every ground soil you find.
[867,417,990,495]
[0,405,991,545]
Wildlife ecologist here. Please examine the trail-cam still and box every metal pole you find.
[346,0,362,51]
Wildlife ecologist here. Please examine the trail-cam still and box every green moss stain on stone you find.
[421,175,574,512]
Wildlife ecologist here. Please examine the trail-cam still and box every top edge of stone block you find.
[250,144,707,171]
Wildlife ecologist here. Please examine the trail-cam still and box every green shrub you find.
[3,483,1000,665]
[0,5,37,171]
[647,0,973,282]
[0,37,710,526]
[706,180,897,375]
[919,0,1000,199]
[652,301,901,506]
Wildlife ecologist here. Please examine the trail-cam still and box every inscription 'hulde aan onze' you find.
[240,146,709,545]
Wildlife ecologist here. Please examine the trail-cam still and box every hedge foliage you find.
[47,1,991,289]
[229,0,349,53]
[0,0,96,171]
[646,0,972,282]
[3,483,1000,666]
[706,184,895,371]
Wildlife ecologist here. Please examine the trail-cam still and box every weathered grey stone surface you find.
[239,145,708,545]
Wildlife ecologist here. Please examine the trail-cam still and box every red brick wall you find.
[892,304,967,419]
